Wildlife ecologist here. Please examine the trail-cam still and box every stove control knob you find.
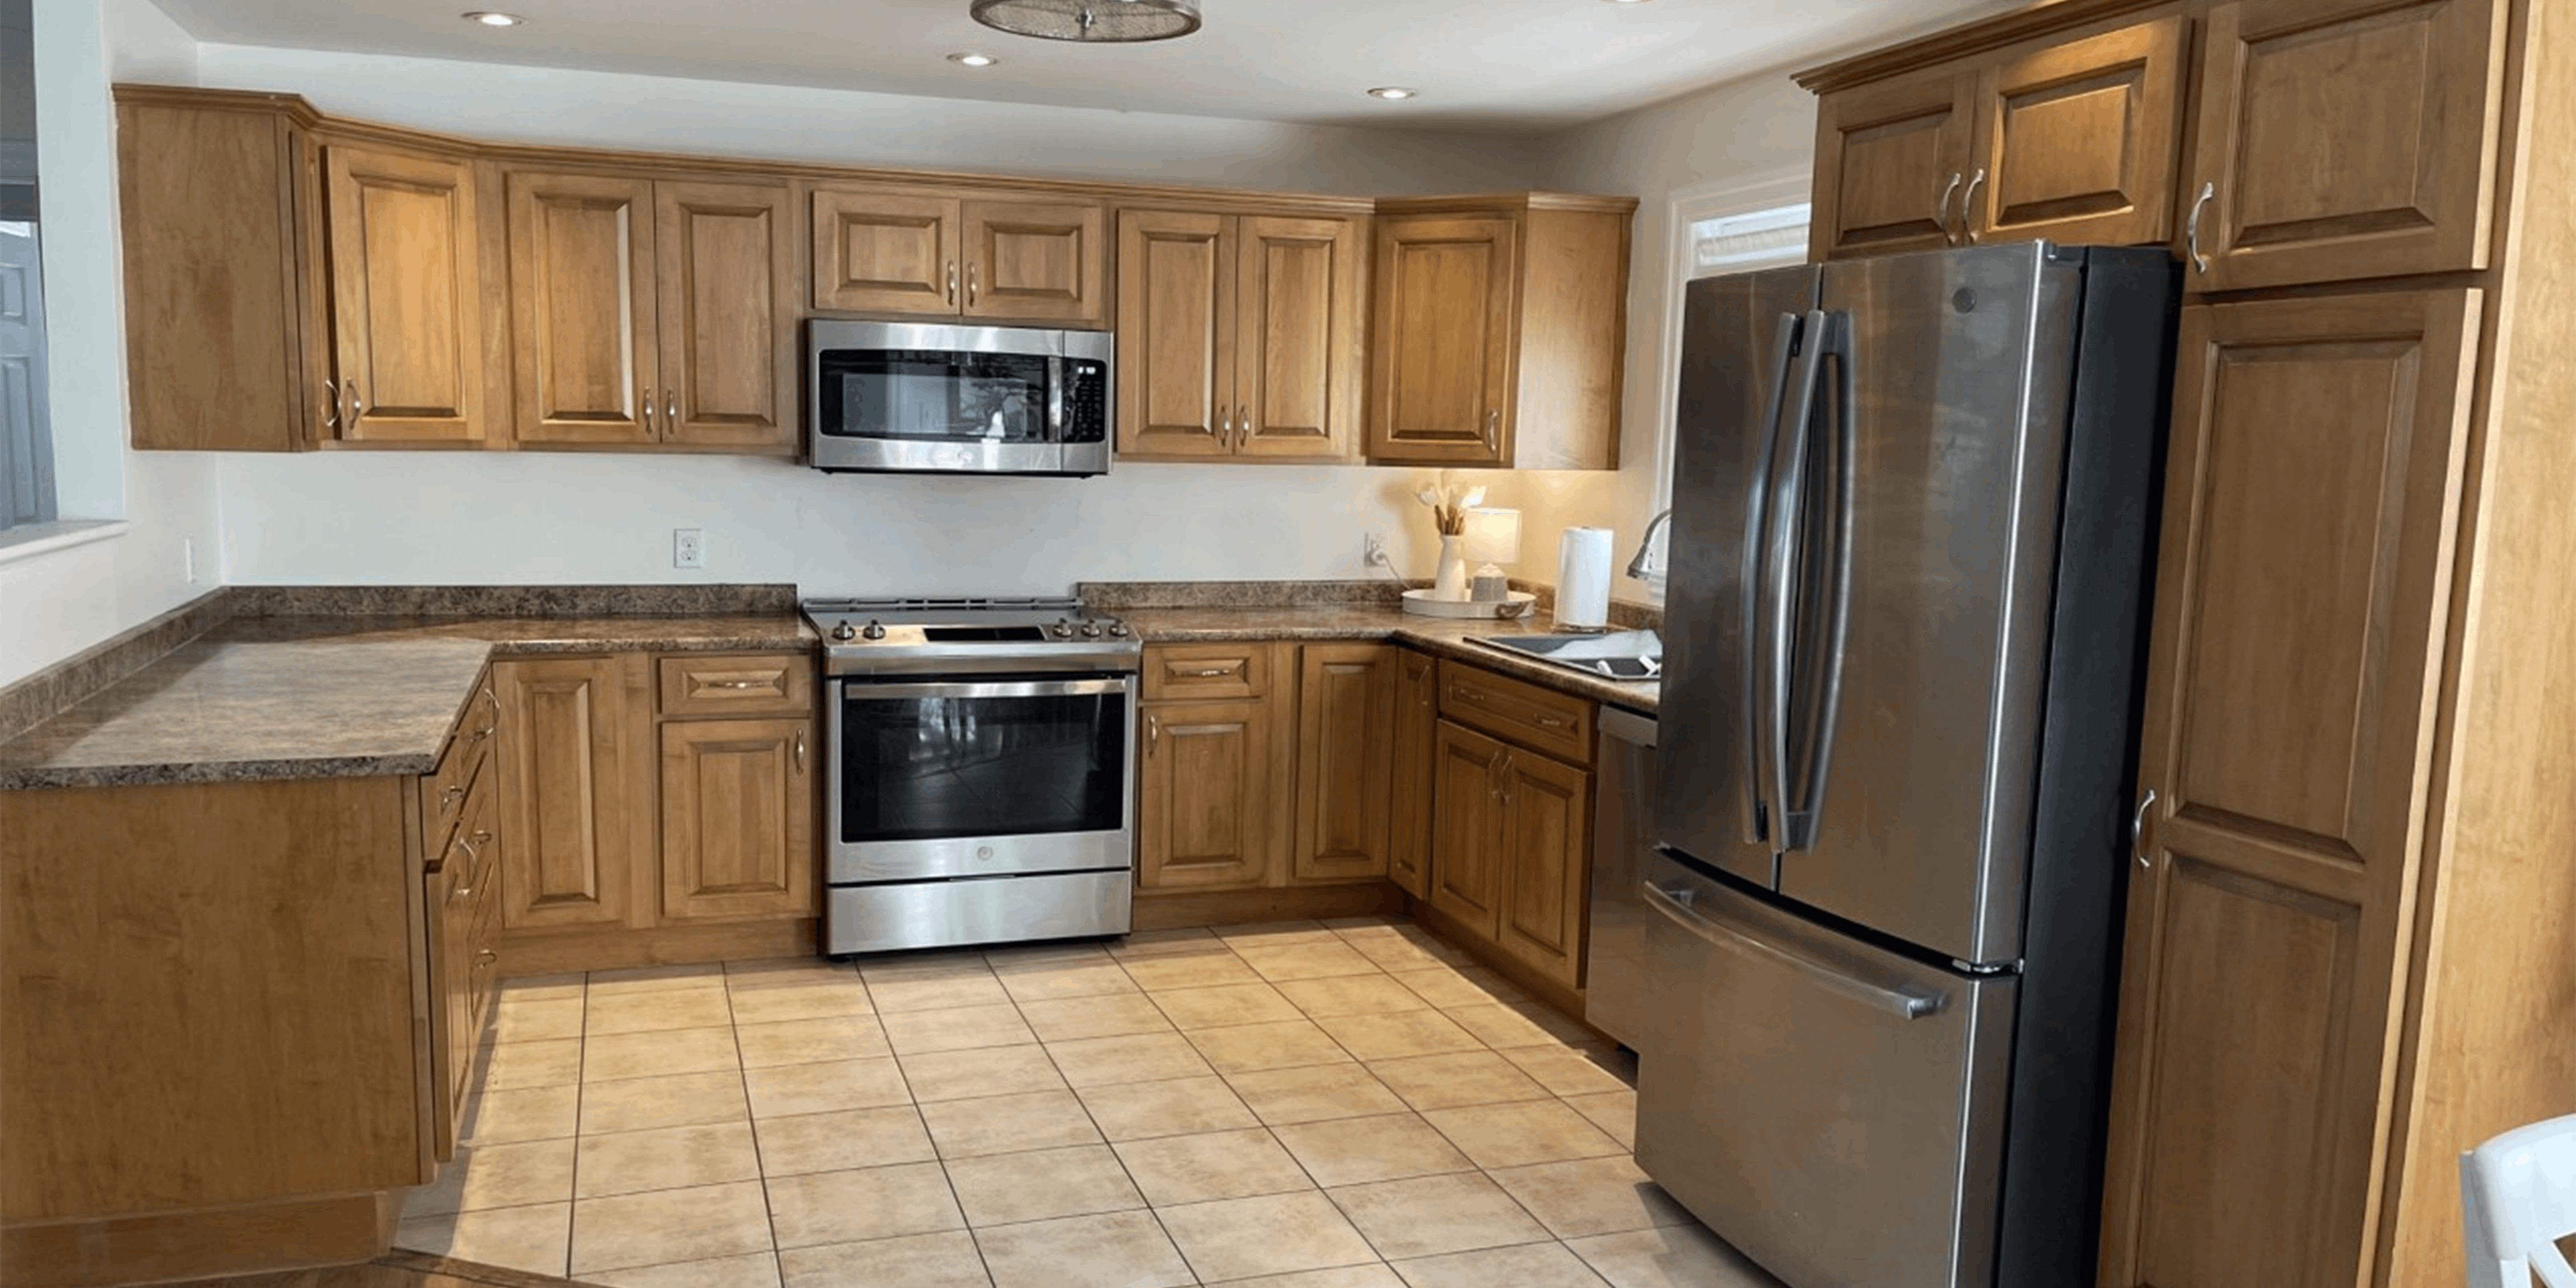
[1080,623,1103,638]
[829,622,857,642]
[861,621,887,641]
[1052,622,1076,638]
[1107,622,1131,637]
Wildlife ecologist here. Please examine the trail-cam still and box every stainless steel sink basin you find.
[1469,629,1663,680]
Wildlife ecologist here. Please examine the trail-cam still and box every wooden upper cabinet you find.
[1810,12,2187,259]
[321,142,486,444]
[2095,290,2482,1288]
[1137,698,1282,891]
[494,655,647,932]
[961,197,1107,323]
[2185,0,2507,291]
[813,185,1107,325]
[1116,206,1364,461]
[655,181,797,450]
[507,171,657,445]
[1291,645,1394,883]
[1969,14,2187,247]
[659,716,816,923]
[1366,195,1629,470]
[1810,62,1981,259]
[507,171,794,452]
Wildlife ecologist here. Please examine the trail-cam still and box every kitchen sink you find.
[1470,629,1663,680]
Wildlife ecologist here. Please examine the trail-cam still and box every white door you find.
[0,218,53,528]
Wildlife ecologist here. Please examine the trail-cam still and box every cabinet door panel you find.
[1292,645,1394,882]
[324,143,484,442]
[660,717,816,922]
[963,198,1107,324]
[1388,650,1439,900]
[1428,720,1506,941]
[1368,216,1516,464]
[658,181,796,449]
[1236,214,1362,459]
[496,656,645,931]
[1496,750,1590,988]
[2187,0,2505,290]
[1139,700,1280,890]
[1116,209,1231,457]
[506,170,656,445]
[1973,15,2187,246]
[811,188,956,314]
[2096,291,2481,1288]
[1810,65,1976,259]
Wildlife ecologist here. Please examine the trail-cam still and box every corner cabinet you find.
[1365,193,1634,470]
[810,184,1108,325]
[1114,206,1368,461]
[1806,11,2189,258]
[505,169,797,452]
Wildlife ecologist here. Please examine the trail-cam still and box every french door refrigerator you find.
[1639,242,2176,1288]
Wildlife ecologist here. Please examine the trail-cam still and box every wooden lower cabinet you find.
[1138,697,1283,890]
[494,654,648,932]
[1492,748,1591,985]
[1291,645,1394,881]
[659,716,816,922]
[1387,649,1439,899]
[1426,720,1510,941]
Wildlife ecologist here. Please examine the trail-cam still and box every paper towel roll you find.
[1555,526,1614,630]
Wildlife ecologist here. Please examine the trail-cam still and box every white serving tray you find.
[1401,589,1537,619]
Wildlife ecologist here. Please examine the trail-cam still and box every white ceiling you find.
[148,0,2021,137]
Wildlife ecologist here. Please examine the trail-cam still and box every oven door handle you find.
[841,677,1132,702]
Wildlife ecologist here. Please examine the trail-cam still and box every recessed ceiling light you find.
[947,52,1001,67]
[1366,86,1417,100]
[461,10,524,25]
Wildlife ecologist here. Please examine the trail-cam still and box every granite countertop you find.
[0,613,815,790]
[1119,604,1662,714]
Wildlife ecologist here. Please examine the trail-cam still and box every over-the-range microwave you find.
[806,319,1112,477]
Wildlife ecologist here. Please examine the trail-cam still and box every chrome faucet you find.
[1626,508,1673,581]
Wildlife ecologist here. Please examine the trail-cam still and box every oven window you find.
[840,688,1127,843]
[818,349,1052,444]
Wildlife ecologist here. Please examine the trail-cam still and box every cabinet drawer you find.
[421,677,498,846]
[1439,660,1593,766]
[1143,643,1271,702]
[658,652,814,716]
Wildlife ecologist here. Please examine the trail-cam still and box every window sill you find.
[0,520,130,568]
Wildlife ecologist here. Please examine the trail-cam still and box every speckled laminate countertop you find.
[0,613,815,790]
[1117,604,1663,715]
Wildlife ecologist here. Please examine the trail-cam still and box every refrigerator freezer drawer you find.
[1635,851,2017,1288]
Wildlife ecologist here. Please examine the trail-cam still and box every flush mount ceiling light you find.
[969,0,1202,43]
[947,51,1001,66]
[460,10,524,25]
[1366,86,1417,100]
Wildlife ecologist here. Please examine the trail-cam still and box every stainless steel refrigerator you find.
[1639,242,2176,1288]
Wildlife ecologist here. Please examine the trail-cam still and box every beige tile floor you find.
[398,916,1785,1288]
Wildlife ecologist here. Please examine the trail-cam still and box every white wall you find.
[1499,71,1824,611]
[0,0,220,687]
[183,43,1554,594]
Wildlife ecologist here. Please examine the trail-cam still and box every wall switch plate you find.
[673,528,705,569]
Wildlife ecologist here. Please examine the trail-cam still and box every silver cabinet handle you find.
[968,262,979,307]
[2132,788,2158,869]
[1934,171,1962,244]
[642,382,656,433]
[1183,666,1236,678]
[794,730,807,772]
[704,678,772,690]
[1147,713,1160,753]
[1959,168,1987,244]
[1483,409,1500,454]
[1238,404,1252,449]
[475,949,498,967]
[345,383,362,427]
[1220,408,1234,449]
[323,379,339,431]
[1532,713,1570,730]
[1644,880,1943,1019]
[946,261,959,305]
[2186,181,2215,274]
[472,684,500,741]
[438,783,467,813]
[665,389,677,429]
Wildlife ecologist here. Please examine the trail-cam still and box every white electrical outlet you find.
[1363,532,1388,570]
[673,528,705,569]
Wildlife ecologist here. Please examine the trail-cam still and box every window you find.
[0,0,54,534]
[1688,200,1812,278]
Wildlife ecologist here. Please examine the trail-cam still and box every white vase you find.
[1433,534,1470,600]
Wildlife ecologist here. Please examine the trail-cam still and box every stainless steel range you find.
[801,596,1141,955]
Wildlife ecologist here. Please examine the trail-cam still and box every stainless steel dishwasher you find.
[1583,704,1657,1051]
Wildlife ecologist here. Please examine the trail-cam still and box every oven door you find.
[827,674,1135,882]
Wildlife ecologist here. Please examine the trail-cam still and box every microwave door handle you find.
[1048,356,1065,438]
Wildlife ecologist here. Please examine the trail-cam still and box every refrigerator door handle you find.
[1784,311,1859,853]
[1764,308,1831,855]
[1738,311,1805,846]
[1642,879,1945,1020]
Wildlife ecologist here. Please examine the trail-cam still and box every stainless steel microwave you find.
[806,319,1112,476]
